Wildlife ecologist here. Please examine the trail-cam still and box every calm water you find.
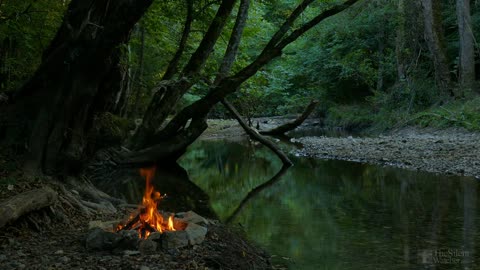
[179,139,480,270]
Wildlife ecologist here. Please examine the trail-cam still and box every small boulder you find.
[185,223,207,245]
[139,239,157,254]
[85,228,121,251]
[147,232,162,241]
[175,211,208,226]
[115,230,140,250]
[161,231,189,249]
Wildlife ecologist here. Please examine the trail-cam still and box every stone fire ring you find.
[85,211,208,253]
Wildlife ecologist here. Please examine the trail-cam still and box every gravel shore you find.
[295,128,480,179]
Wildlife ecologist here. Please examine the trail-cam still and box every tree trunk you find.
[395,0,407,81]
[456,0,476,94]
[162,0,194,81]
[132,24,146,117]
[420,0,453,96]
[124,0,358,165]
[131,0,237,150]
[113,47,131,117]
[377,20,385,91]
[2,0,152,175]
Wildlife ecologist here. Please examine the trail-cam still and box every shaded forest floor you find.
[0,217,271,270]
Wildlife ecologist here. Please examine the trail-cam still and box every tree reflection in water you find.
[180,139,480,270]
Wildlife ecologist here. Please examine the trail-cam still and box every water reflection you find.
[180,139,479,269]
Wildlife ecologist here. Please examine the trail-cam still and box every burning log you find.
[118,213,141,231]
[115,167,177,238]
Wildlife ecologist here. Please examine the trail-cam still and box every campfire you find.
[115,167,177,238]
[85,167,209,253]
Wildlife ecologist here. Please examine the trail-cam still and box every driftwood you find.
[0,187,57,228]
[222,99,293,166]
[260,100,319,135]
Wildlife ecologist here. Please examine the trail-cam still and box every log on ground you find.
[0,187,57,228]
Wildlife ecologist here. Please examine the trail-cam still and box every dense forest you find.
[1,0,479,174]
[1,0,480,269]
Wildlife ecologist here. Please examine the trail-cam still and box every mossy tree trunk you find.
[1,0,152,174]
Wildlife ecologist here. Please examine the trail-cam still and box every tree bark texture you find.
[420,0,452,96]
[456,0,476,93]
[2,0,152,174]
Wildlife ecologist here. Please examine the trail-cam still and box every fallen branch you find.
[0,187,57,228]
[260,100,319,136]
[222,98,293,166]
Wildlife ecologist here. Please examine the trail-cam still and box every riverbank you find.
[200,117,322,141]
[295,127,480,179]
[201,118,480,179]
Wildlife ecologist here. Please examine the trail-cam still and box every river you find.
[179,138,479,269]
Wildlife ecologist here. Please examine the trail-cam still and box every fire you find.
[116,167,177,238]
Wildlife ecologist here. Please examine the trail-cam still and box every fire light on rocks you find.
[85,167,209,252]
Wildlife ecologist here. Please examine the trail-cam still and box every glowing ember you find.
[116,167,177,238]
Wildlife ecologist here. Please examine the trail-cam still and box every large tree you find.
[122,0,360,166]
[420,0,452,96]
[1,0,360,175]
[1,0,153,174]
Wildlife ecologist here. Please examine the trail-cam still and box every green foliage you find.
[324,105,374,131]
[0,0,66,92]
[2,0,480,133]
[414,97,480,131]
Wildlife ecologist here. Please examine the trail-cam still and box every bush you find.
[413,97,480,131]
[324,104,374,131]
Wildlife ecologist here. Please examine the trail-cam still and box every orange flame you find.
[168,215,176,231]
[117,167,177,238]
